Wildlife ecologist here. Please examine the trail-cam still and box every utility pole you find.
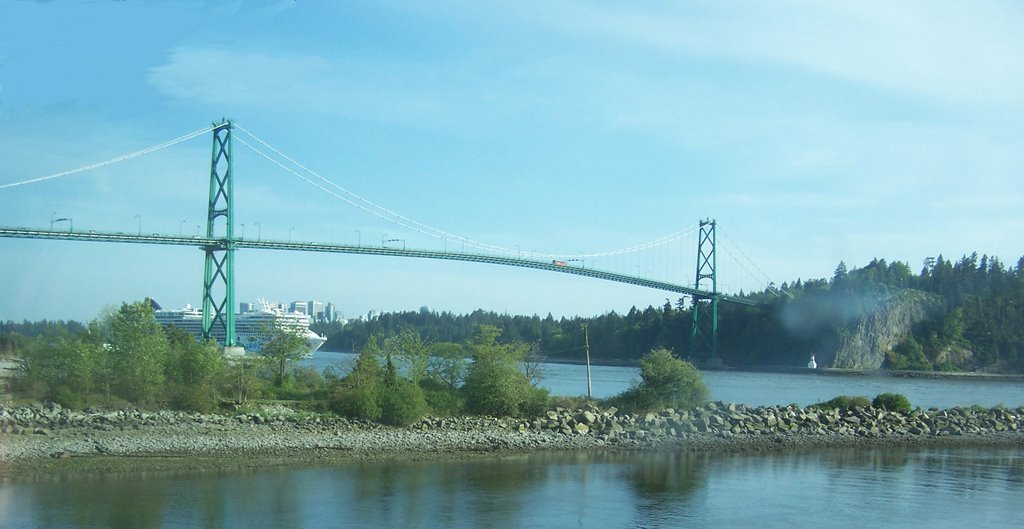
[583,323,592,399]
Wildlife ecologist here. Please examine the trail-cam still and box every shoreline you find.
[3,402,1022,481]
[7,433,1023,483]
[539,356,1024,381]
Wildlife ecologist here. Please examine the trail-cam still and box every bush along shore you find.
[2,401,1022,470]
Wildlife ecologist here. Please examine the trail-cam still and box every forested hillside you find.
[314,253,1024,373]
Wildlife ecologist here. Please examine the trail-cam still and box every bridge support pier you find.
[201,119,237,347]
[690,218,718,363]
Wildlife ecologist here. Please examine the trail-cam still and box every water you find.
[3,448,1022,528]
[304,351,1024,409]
[2,353,1021,527]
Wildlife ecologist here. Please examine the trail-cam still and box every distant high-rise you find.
[309,300,325,321]
[290,301,308,315]
[239,302,253,313]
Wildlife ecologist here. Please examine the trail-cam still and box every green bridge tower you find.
[201,119,237,348]
[690,218,719,363]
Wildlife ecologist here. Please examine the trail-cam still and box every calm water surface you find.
[303,351,1024,409]
[3,448,1022,528]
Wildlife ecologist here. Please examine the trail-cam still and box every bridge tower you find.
[689,218,718,363]
[201,119,237,348]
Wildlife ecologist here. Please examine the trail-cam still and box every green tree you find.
[107,301,170,405]
[885,336,931,371]
[163,326,224,411]
[224,355,265,405]
[426,341,466,389]
[15,330,104,407]
[378,352,429,426]
[461,325,548,417]
[385,329,430,386]
[260,319,310,387]
[328,338,385,420]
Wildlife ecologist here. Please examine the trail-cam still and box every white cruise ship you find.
[153,299,327,357]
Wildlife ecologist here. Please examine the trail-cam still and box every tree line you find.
[2,301,709,422]
[314,252,1024,373]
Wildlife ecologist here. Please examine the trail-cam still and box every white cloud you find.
[506,0,1024,109]
[147,47,481,128]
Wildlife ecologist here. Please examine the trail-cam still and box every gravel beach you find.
[2,401,1021,480]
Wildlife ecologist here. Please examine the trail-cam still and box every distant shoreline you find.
[540,355,1024,381]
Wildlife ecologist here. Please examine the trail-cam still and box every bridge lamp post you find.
[134,214,141,235]
[52,217,72,232]
[50,211,56,230]
[241,223,245,239]
[179,220,187,236]
[354,229,361,247]
[255,223,261,242]
[289,227,295,242]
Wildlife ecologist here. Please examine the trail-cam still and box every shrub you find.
[419,378,465,416]
[327,344,385,421]
[379,379,429,426]
[52,387,85,410]
[872,392,912,413]
[329,381,382,421]
[608,348,708,413]
[327,345,430,425]
[519,385,551,418]
[812,395,872,411]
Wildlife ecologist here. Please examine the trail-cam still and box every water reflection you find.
[3,447,1022,528]
[626,448,708,497]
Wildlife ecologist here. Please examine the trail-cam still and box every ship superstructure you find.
[154,299,326,356]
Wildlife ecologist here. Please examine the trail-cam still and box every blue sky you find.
[1,0,1022,323]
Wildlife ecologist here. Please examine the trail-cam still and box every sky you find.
[1,0,1023,323]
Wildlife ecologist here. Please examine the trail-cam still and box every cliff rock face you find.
[830,290,939,369]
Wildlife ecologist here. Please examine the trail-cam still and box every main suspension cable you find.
[0,125,215,190]
[236,123,699,260]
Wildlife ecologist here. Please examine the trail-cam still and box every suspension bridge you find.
[0,120,774,362]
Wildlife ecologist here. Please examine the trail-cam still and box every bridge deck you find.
[0,227,760,307]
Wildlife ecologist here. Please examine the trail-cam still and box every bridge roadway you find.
[0,227,759,307]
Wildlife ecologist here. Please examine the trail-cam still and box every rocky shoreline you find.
[2,401,1022,478]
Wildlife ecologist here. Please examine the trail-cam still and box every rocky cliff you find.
[830,289,940,369]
